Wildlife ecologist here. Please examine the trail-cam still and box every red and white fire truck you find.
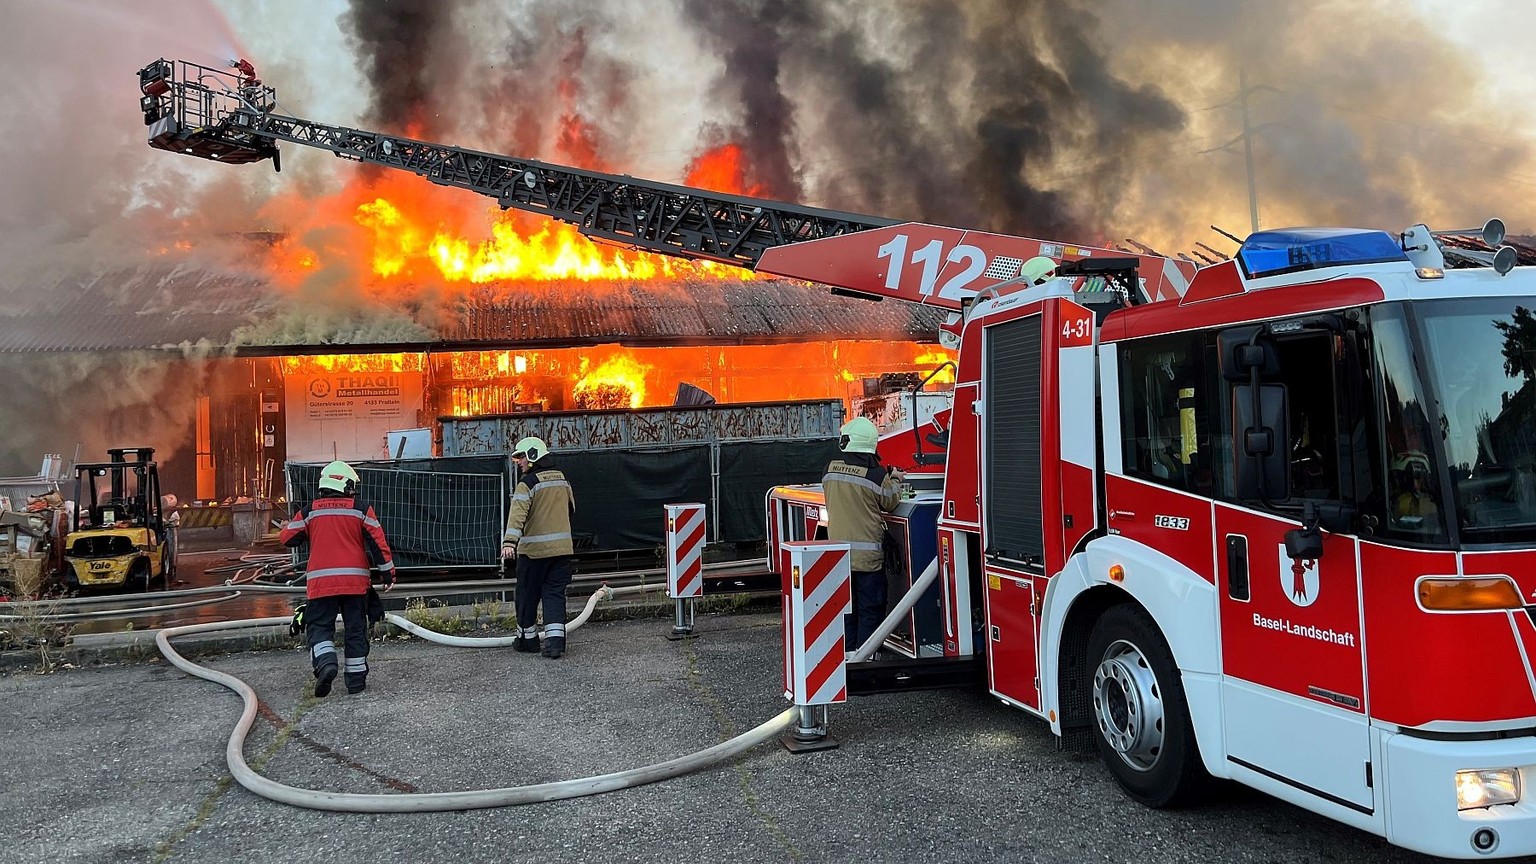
[139,57,1536,859]
[760,220,1536,860]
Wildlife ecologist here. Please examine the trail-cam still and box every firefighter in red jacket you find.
[280,460,395,696]
[500,436,576,659]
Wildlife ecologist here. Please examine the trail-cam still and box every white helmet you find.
[513,436,548,463]
[318,460,358,493]
[839,417,879,454]
[1021,255,1059,285]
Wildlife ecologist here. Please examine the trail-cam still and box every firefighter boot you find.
[314,662,338,698]
[512,626,540,653]
[541,636,565,659]
[344,655,368,693]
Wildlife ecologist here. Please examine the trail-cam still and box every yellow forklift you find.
[63,447,176,591]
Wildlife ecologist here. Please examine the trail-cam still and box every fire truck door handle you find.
[1226,535,1250,601]
[941,560,954,639]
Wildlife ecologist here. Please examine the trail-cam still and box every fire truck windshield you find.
[1416,298,1536,543]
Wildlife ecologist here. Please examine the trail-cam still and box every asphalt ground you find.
[0,610,1451,864]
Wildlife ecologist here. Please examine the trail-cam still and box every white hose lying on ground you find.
[383,583,657,646]
[154,561,941,812]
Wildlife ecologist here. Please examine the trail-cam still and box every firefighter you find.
[1391,451,1439,523]
[500,436,576,659]
[823,417,903,655]
[280,460,395,696]
[232,58,260,89]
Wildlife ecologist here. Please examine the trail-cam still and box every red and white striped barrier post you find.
[664,503,706,640]
[780,540,851,752]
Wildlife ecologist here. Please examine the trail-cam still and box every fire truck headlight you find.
[1456,768,1520,811]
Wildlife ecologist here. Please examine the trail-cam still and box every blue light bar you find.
[1237,228,1407,279]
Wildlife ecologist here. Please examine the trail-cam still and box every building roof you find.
[0,261,274,353]
[446,280,943,348]
[0,260,942,354]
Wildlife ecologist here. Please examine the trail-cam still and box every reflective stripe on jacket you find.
[822,453,901,572]
[279,493,395,599]
[503,462,575,559]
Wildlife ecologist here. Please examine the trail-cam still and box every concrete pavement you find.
[0,610,1439,864]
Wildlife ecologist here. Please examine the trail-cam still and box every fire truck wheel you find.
[1087,604,1208,808]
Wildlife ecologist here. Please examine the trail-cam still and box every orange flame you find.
[279,353,423,375]
[573,355,650,409]
[423,342,954,418]
[259,142,771,288]
[685,144,766,197]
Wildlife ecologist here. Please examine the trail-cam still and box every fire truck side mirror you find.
[1217,325,1280,382]
[1284,525,1324,561]
[1231,383,1290,503]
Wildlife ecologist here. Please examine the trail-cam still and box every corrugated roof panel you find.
[1,265,941,354]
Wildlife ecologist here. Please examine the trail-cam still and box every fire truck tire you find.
[1087,604,1209,808]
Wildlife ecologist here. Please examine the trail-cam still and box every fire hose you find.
[153,560,939,812]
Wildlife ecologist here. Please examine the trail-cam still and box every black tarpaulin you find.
[554,446,712,551]
[287,457,510,569]
[717,439,839,543]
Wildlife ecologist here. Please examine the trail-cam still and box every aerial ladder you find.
[135,57,1196,325]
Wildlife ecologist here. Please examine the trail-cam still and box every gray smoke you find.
[0,352,210,479]
[331,0,1533,249]
[342,0,457,137]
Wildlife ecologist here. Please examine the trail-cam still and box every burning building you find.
[0,216,950,505]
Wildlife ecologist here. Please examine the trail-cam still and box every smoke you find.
[678,0,805,200]
[341,0,456,137]
[321,0,1532,250]
[0,351,210,479]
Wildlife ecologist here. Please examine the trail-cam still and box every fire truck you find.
[137,57,1536,859]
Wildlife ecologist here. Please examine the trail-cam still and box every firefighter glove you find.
[366,587,385,625]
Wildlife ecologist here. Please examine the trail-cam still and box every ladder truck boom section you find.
[135,58,1193,310]
[138,56,1536,859]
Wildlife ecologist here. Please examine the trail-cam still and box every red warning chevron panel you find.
[781,540,852,706]
[664,503,706,599]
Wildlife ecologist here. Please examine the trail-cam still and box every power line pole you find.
[1239,67,1260,235]
[1205,68,1279,237]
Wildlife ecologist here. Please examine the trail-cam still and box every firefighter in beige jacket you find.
[823,417,903,653]
[500,436,576,658]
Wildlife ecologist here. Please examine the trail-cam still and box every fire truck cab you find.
[771,224,1536,859]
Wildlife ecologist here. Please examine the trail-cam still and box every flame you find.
[685,144,766,197]
[913,351,956,385]
[432,342,951,417]
[573,355,650,409]
[260,141,770,288]
[279,353,423,375]
[272,343,953,424]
